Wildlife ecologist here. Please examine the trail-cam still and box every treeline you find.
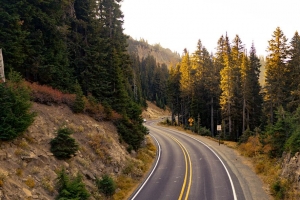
[0,0,147,150]
[130,54,169,109]
[127,37,181,65]
[168,27,300,143]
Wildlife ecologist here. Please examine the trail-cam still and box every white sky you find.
[121,0,300,57]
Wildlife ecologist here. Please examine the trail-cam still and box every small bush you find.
[198,126,211,136]
[56,168,90,200]
[96,174,116,197]
[25,177,35,188]
[26,82,75,106]
[72,81,85,113]
[16,168,23,177]
[42,176,54,194]
[50,127,79,159]
[239,129,254,144]
[271,179,289,200]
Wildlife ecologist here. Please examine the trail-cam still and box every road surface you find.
[130,120,270,200]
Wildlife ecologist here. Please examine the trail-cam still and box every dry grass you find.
[88,133,112,164]
[113,175,137,200]
[16,168,23,177]
[42,176,55,194]
[25,177,35,188]
[0,169,8,187]
[113,136,157,200]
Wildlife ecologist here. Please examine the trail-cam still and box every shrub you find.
[0,71,35,140]
[115,118,146,151]
[285,128,300,156]
[56,168,90,200]
[50,127,79,159]
[198,126,211,136]
[72,81,85,113]
[26,82,75,106]
[271,179,289,200]
[25,177,35,188]
[96,174,116,197]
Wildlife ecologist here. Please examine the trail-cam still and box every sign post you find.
[0,49,5,83]
[217,125,222,145]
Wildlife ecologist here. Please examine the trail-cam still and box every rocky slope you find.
[0,103,134,199]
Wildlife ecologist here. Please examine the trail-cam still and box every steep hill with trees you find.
[127,37,181,66]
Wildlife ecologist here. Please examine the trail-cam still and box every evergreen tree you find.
[179,48,192,126]
[248,44,263,130]
[168,64,181,125]
[219,34,234,137]
[264,27,290,124]
[287,31,300,112]
[0,71,35,140]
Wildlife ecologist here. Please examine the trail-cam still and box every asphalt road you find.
[130,120,262,200]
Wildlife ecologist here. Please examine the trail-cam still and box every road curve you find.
[130,120,244,200]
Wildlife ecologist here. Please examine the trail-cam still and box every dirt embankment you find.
[0,103,131,199]
[142,101,171,120]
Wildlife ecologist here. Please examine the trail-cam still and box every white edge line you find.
[130,132,161,200]
[161,127,238,200]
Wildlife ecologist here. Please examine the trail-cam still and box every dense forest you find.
[168,28,300,163]
[0,0,150,150]
[1,0,300,156]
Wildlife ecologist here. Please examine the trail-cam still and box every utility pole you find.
[0,49,5,82]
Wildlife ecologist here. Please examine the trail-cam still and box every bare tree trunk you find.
[0,49,5,82]
[242,98,246,132]
[211,97,214,137]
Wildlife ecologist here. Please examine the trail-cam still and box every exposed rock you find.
[22,188,32,197]
[83,170,96,180]
[21,154,37,163]
[281,151,300,189]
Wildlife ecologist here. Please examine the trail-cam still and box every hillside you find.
[127,37,181,66]
[0,102,160,199]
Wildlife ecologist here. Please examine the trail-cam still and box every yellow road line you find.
[168,134,192,200]
[147,126,192,200]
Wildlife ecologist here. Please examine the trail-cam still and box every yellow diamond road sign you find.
[188,118,194,126]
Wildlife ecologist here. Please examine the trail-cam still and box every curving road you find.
[130,120,269,200]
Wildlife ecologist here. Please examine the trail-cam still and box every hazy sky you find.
[121,0,300,57]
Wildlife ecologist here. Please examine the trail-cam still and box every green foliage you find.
[0,71,35,140]
[115,118,147,151]
[56,168,90,200]
[239,129,254,144]
[72,81,85,113]
[271,179,288,200]
[197,126,211,136]
[285,128,300,156]
[102,101,112,120]
[50,128,79,159]
[96,174,116,197]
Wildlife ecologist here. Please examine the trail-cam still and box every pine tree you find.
[287,31,300,112]
[168,64,181,125]
[179,48,192,126]
[264,27,290,124]
[248,44,263,130]
[220,34,234,137]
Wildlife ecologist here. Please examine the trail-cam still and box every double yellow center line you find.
[167,134,192,200]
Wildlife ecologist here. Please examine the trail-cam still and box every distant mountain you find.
[127,37,181,66]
